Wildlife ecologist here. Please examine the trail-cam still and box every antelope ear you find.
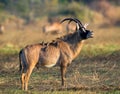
[84,23,89,29]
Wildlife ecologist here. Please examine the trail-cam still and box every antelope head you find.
[61,18,94,39]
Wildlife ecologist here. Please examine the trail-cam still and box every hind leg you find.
[21,73,25,90]
[24,65,35,91]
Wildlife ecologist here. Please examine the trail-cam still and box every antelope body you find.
[42,22,63,34]
[0,24,5,34]
[19,18,94,91]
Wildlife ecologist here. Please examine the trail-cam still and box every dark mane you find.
[19,17,93,91]
[40,32,79,48]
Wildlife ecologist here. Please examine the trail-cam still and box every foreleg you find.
[60,64,67,86]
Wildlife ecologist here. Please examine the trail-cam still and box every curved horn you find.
[60,18,86,32]
[60,18,78,24]
[74,18,86,32]
[60,18,81,31]
[74,18,84,28]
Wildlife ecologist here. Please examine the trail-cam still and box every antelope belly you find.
[44,63,56,68]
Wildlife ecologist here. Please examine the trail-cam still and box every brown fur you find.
[42,22,63,34]
[19,18,93,90]
[0,24,5,34]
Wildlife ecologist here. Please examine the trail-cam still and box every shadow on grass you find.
[0,50,120,93]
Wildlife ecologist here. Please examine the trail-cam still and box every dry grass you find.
[0,22,120,93]
[0,49,120,93]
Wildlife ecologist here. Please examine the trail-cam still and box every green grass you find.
[0,85,120,94]
[0,22,120,93]
[81,44,120,57]
[0,47,120,93]
[0,46,19,55]
[0,89,102,94]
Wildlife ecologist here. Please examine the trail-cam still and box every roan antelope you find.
[19,18,94,91]
[42,22,63,34]
[0,24,5,34]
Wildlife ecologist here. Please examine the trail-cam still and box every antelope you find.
[19,18,94,91]
[66,20,88,33]
[0,24,5,34]
[42,22,63,34]
[66,20,76,33]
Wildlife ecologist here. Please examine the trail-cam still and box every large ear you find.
[84,23,89,29]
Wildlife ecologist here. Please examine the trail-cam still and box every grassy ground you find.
[0,26,120,94]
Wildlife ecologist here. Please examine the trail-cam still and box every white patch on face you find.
[44,63,56,68]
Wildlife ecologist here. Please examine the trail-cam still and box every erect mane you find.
[57,32,78,41]
[40,31,79,47]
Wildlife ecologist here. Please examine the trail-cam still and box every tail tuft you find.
[19,50,22,72]
[19,49,28,73]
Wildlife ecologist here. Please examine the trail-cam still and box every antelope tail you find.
[19,49,28,73]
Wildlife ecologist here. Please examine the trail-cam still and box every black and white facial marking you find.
[79,28,94,39]
[60,18,94,39]
[75,20,94,39]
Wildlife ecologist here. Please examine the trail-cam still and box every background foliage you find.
[0,0,120,24]
[0,0,120,94]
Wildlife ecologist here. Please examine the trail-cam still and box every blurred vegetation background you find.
[0,0,120,24]
[0,1,120,93]
[0,0,119,52]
